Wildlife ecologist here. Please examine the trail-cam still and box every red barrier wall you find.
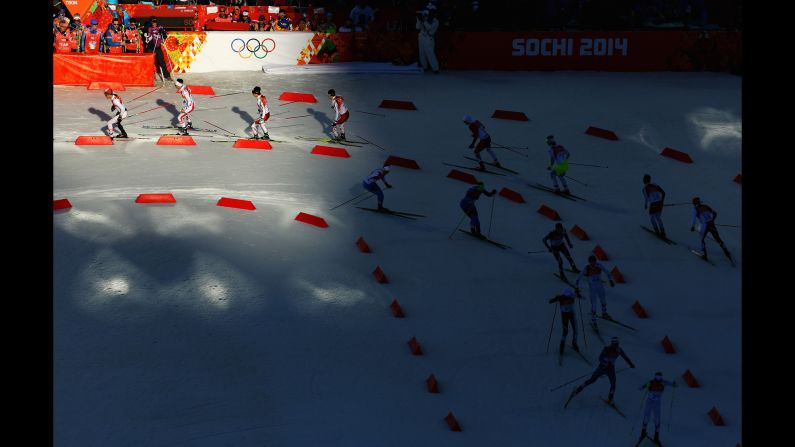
[53,54,155,86]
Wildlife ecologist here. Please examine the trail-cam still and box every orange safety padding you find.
[53,54,155,86]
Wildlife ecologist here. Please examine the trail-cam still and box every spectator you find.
[273,9,293,30]
[230,5,242,21]
[82,19,104,54]
[213,7,233,22]
[237,10,254,27]
[144,17,171,82]
[69,14,84,51]
[124,20,142,53]
[416,8,439,73]
[349,1,375,27]
[253,15,272,31]
[114,5,131,28]
[296,17,312,31]
[339,19,362,32]
[325,12,337,32]
[105,17,125,53]
[53,19,75,54]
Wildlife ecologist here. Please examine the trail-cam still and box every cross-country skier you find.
[459,181,496,239]
[250,86,270,140]
[174,78,194,135]
[638,371,677,445]
[643,174,667,237]
[543,223,579,278]
[691,197,732,261]
[328,89,348,141]
[362,163,393,211]
[548,287,584,354]
[547,135,571,194]
[103,88,128,139]
[575,255,615,330]
[463,115,500,170]
[568,336,635,404]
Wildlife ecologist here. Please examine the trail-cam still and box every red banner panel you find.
[53,54,155,86]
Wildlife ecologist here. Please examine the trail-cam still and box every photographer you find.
[416,8,439,74]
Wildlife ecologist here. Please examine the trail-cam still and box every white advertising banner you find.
[187,32,319,73]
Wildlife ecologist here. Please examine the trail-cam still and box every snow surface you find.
[54,70,741,447]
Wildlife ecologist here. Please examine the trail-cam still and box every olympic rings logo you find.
[231,37,276,59]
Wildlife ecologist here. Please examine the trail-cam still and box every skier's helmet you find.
[555,223,564,230]
[327,89,336,96]
[463,115,473,123]
[546,135,556,146]
[103,88,113,95]
[654,371,663,380]
[252,86,261,95]
[588,255,597,263]
[563,287,574,297]
[692,197,701,205]
[610,336,619,345]
[643,174,651,184]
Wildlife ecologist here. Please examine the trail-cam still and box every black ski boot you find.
[559,340,565,354]
[653,432,660,444]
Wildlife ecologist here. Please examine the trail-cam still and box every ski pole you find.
[569,162,609,169]
[527,249,548,254]
[565,175,588,187]
[353,193,375,206]
[124,116,160,126]
[278,100,301,106]
[494,145,529,158]
[717,224,741,228]
[663,202,691,207]
[329,191,372,211]
[493,142,528,150]
[668,383,676,432]
[283,114,312,120]
[208,91,246,99]
[356,135,387,151]
[578,296,587,349]
[201,120,237,137]
[630,389,648,438]
[550,366,631,392]
[355,110,386,117]
[448,215,467,239]
[128,86,162,103]
[487,195,495,238]
[546,302,558,355]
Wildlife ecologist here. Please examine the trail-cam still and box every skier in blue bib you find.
[459,181,496,238]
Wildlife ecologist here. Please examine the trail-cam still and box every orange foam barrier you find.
[447,169,478,184]
[631,301,648,318]
[390,299,405,318]
[426,374,440,393]
[492,109,529,121]
[408,336,423,355]
[499,187,525,203]
[53,198,72,211]
[355,237,371,253]
[233,139,272,150]
[585,126,619,140]
[157,135,196,146]
[311,145,350,158]
[74,135,113,145]
[216,197,256,210]
[384,155,420,169]
[295,212,329,228]
[278,91,317,103]
[373,266,388,283]
[379,99,417,110]
[537,204,561,221]
[569,225,589,240]
[135,193,176,204]
[444,412,462,431]
[660,147,693,163]
[188,85,215,95]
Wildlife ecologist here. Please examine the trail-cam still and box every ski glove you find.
[385,184,392,189]
[568,243,573,248]
[630,363,636,368]
[468,143,474,149]
[690,226,695,232]
[609,280,615,287]
[575,288,582,296]
[491,189,497,194]
[111,105,116,112]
